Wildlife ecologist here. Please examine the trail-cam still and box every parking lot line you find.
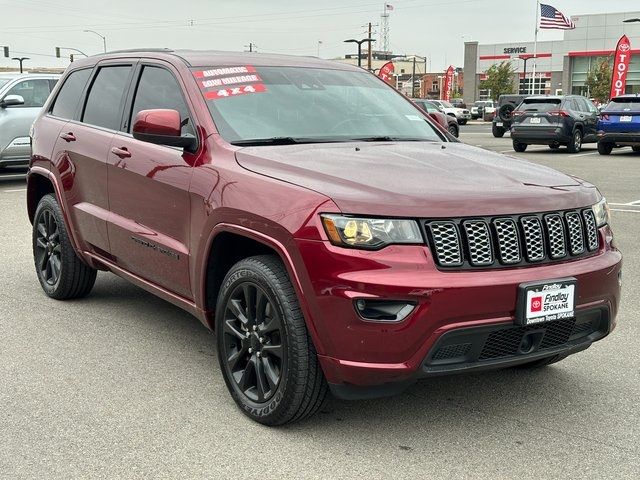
[3,188,26,193]
[569,151,598,157]
[610,208,640,213]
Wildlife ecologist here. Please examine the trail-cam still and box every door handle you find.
[59,132,76,142]
[110,146,131,159]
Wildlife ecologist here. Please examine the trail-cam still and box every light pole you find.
[317,40,323,58]
[84,29,107,53]
[344,38,375,68]
[12,57,29,73]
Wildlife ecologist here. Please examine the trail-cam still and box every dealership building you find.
[463,10,640,102]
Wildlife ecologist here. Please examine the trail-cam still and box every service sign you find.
[517,278,577,326]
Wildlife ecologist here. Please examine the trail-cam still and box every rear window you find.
[604,98,640,112]
[51,69,91,119]
[518,99,561,113]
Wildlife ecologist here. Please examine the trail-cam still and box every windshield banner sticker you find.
[194,66,266,99]
[204,83,267,100]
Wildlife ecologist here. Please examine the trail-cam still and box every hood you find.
[235,142,599,217]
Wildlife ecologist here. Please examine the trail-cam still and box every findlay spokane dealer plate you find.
[516,278,577,326]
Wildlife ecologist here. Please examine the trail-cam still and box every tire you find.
[458,119,467,125]
[598,142,614,155]
[448,123,459,138]
[215,255,327,425]
[514,354,567,369]
[632,146,640,153]
[498,103,515,122]
[32,194,97,299]
[492,124,505,138]
[512,140,527,152]
[549,143,561,150]
[567,129,583,153]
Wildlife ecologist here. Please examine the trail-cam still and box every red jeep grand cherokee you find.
[27,49,621,425]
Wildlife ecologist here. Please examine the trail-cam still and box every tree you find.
[585,57,613,103]
[480,61,517,101]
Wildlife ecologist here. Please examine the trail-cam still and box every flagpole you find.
[531,0,539,95]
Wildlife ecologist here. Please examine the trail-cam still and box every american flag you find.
[539,4,575,30]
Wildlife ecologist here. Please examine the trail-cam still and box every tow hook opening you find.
[518,331,544,355]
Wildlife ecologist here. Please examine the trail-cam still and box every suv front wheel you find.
[492,124,505,138]
[215,255,328,425]
[32,194,97,299]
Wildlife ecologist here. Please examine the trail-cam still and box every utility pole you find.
[367,22,373,71]
[245,43,257,53]
[412,56,416,98]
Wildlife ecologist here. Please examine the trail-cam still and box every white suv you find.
[0,73,59,169]
[430,99,471,125]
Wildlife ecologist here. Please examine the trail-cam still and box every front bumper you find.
[598,132,640,146]
[296,226,621,396]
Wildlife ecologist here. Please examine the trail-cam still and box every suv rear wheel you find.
[215,255,327,425]
[598,142,614,155]
[567,129,583,153]
[448,123,459,137]
[512,140,527,152]
[32,194,97,299]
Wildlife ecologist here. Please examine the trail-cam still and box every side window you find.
[584,98,598,113]
[51,69,92,119]
[5,79,51,108]
[129,66,195,137]
[83,66,133,130]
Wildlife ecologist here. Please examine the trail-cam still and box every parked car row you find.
[484,92,640,155]
[412,99,459,137]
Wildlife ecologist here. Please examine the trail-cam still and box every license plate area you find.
[620,115,632,122]
[516,278,576,326]
[529,117,542,124]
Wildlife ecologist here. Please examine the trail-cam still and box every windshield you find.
[604,98,640,112]
[439,101,454,108]
[518,99,562,113]
[196,66,443,144]
[0,78,12,89]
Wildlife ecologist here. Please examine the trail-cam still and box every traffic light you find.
[3,46,8,58]
[69,54,74,62]
[55,47,60,58]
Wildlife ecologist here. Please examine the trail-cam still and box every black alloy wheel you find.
[222,282,285,403]
[32,193,97,299]
[34,209,62,286]
[448,123,459,137]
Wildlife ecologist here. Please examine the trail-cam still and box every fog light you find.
[354,299,416,322]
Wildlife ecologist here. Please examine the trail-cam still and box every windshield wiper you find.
[348,136,428,142]
[230,136,344,146]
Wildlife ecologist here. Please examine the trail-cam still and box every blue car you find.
[597,94,640,155]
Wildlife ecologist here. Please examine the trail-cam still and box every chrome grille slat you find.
[424,208,598,269]
[520,216,545,262]
[582,209,599,251]
[565,212,585,255]
[493,218,521,264]
[428,222,463,266]
[544,214,566,259]
[463,220,493,266]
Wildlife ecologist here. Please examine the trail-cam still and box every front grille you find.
[479,318,575,360]
[432,343,472,360]
[424,208,600,269]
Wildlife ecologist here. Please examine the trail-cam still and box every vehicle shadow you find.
[83,273,614,443]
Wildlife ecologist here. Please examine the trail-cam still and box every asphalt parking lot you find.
[1,123,638,479]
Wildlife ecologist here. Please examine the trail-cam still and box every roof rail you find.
[103,48,174,54]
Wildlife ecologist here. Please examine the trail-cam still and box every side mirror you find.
[0,94,25,108]
[132,109,197,152]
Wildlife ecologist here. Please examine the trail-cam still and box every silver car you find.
[0,73,59,169]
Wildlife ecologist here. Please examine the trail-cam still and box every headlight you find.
[592,197,610,227]
[321,214,423,249]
